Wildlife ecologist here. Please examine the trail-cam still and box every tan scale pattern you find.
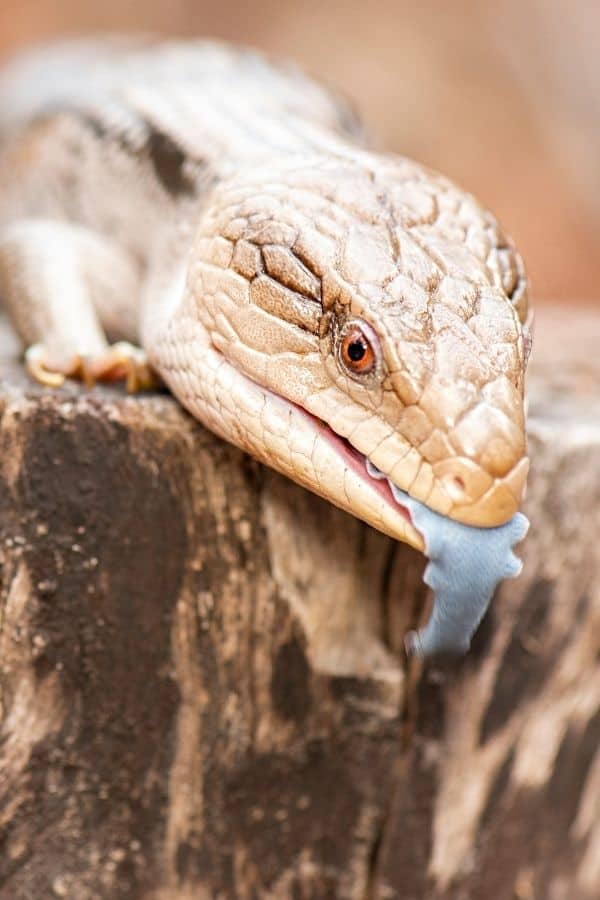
[0,39,531,541]
[188,151,529,526]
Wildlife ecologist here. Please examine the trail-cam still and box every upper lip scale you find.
[293,399,416,528]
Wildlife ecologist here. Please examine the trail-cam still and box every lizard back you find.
[0,37,363,261]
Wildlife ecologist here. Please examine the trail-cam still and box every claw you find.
[24,342,159,393]
[85,342,158,393]
[25,344,83,388]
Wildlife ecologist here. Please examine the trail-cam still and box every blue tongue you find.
[389,484,529,657]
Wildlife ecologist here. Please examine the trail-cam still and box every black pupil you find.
[348,338,367,362]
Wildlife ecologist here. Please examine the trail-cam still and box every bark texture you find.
[0,309,598,900]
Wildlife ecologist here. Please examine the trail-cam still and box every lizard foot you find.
[25,342,159,393]
[85,342,159,392]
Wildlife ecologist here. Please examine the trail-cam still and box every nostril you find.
[435,459,496,507]
[442,471,470,502]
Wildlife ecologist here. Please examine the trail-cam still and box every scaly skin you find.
[148,151,530,549]
[0,39,531,553]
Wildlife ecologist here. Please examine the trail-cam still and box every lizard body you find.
[0,38,531,655]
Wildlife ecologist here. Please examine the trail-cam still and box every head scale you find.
[182,153,530,545]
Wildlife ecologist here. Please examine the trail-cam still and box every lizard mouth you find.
[161,339,528,657]
[303,412,413,526]
[295,404,529,659]
[232,371,426,550]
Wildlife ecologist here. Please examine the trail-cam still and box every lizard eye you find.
[339,320,379,376]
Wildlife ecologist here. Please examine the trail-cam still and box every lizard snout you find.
[433,455,529,527]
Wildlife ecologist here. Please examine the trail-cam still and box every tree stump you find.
[0,308,598,900]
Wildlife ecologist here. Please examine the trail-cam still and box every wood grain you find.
[0,307,598,899]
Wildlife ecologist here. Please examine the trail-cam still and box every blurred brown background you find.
[1,0,598,305]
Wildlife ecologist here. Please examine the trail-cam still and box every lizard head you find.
[179,154,530,551]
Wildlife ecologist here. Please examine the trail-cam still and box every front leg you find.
[0,219,154,390]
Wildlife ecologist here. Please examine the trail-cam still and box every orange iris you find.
[341,326,376,375]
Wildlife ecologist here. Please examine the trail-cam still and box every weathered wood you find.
[0,308,598,900]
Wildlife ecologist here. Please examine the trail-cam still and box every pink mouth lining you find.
[231,361,415,529]
[294,404,413,526]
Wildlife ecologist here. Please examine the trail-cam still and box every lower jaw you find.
[228,375,426,548]
[284,401,425,549]
[155,324,425,549]
[305,411,413,524]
